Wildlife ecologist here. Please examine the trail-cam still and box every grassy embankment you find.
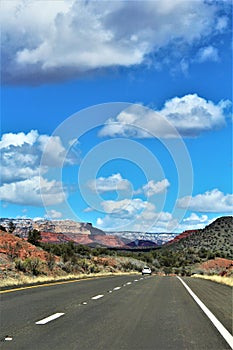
[192,274,233,287]
[0,271,140,288]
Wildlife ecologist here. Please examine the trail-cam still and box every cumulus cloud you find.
[177,213,215,231]
[0,130,75,183]
[0,130,77,207]
[96,197,177,231]
[0,130,38,148]
[100,198,153,219]
[0,176,66,206]
[183,213,209,223]
[99,95,231,139]
[1,0,230,84]
[87,173,131,194]
[96,205,178,232]
[141,179,170,197]
[177,189,233,213]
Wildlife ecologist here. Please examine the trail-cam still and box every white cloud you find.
[99,95,230,139]
[87,173,131,193]
[0,130,76,183]
[38,134,71,167]
[0,130,77,207]
[96,206,178,232]
[142,179,170,197]
[196,46,219,63]
[177,189,233,213]
[177,213,216,231]
[0,130,38,149]
[216,16,228,32]
[1,0,230,84]
[183,213,209,223]
[45,209,63,219]
[96,215,133,231]
[97,197,175,231]
[100,198,153,218]
[0,176,66,206]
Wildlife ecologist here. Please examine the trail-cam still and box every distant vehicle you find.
[142,266,152,275]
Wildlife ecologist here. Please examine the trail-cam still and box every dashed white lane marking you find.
[113,287,121,291]
[134,279,139,282]
[177,276,233,350]
[126,282,132,285]
[35,313,64,325]
[91,294,104,300]
[4,336,13,341]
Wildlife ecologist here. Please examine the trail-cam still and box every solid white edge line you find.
[177,276,233,349]
[35,313,64,325]
[91,294,104,300]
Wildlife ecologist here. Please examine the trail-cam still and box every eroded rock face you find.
[0,219,127,247]
[33,220,93,235]
[0,219,105,237]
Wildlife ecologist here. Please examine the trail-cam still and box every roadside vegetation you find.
[192,274,233,287]
[0,216,232,287]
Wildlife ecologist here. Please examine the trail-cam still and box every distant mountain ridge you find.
[0,218,126,248]
[1,217,231,251]
[0,218,177,247]
[106,230,177,245]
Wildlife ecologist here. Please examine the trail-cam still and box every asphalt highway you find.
[0,275,232,350]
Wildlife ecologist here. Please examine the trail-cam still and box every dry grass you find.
[192,274,233,287]
[0,271,139,288]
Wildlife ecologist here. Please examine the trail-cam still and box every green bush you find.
[14,259,27,272]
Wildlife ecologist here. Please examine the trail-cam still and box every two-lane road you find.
[0,275,232,349]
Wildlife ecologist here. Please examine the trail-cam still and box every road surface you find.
[0,275,232,350]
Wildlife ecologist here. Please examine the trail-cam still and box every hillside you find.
[167,230,198,245]
[0,230,146,286]
[167,216,233,259]
[169,216,233,259]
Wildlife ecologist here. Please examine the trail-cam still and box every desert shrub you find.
[75,244,91,257]
[88,264,101,273]
[27,258,41,275]
[121,261,137,271]
[14,259,27,272]
[62,261,74,273]
[28,229,41,246]
[48,253,56,271]
[163,266,172,275]
[92,247,108,256]
[20,258,41,275]
[8,221,16,233]
[79,258,89,272]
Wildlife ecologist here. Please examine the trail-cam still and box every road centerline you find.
[91,294,104,300]
[177,276,233,349]
[35,313,65,325]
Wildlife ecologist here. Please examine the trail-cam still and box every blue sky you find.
[1,0,232,233]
